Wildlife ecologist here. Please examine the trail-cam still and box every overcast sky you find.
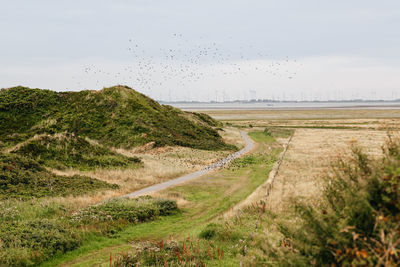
[1,0,400,101]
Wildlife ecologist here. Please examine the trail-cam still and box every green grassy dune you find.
[0,85,232,150]
[0,153,118,200]
[9,133,141,171]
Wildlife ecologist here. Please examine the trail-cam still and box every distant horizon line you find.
[158,99,400,104]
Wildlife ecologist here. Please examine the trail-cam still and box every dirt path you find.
[121,131,254,198]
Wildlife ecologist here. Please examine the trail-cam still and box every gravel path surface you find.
[122,131,254,198]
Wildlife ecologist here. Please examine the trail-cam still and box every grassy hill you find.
[0,85,232,199]
[0,85,231,150]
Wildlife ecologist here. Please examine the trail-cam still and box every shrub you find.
[279,134,400,266]
[0,219,81,266]
[199,223,241,242]
[199,227,217,240]
[70,197,178,225]
[264,127,293,138]
[228,154,260,170]
[263,128,272,136]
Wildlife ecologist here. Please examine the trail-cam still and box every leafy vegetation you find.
[11,133,141,170]
[199,223,241,241]
[228,153,275,171]
[0,153,118,200]
[71,197,178,225]
[0,219,80,266]
[0,85,232,150]
[0,197,178,266]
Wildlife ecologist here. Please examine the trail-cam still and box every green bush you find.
[263,128,272,136]
[264,127,293,138]
[0,219,81,266]
[199,227,217,240]
[71,197,178,224]
[199,223,241,242]
[228,154,260,170]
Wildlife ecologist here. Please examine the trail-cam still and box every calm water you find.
[168,101,400,110]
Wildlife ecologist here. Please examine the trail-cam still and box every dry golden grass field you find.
[199,109,400,214]
[266,128,388,212]
[204,108,400,121]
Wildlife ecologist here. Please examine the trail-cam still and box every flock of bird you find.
[77,34,302,101]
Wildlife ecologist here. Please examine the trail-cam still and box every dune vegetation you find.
[0,85,232,150]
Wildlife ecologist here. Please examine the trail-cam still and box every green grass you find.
[0,86,233,151]
[0,153,118,200]
[41,130,283,266]
[11,133,141,171]
[0,197,178,266]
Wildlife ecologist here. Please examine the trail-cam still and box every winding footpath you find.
[122,131,254,198]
